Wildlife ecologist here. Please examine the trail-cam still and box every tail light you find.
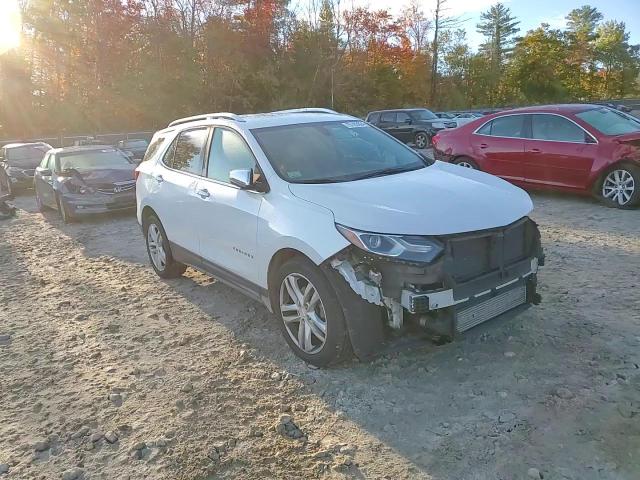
[432,134,440,147]
[134,168,140,181]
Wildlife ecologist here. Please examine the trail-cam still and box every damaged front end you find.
[330,217,544,343]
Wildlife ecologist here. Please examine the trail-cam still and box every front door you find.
[523,114,597,190]
[195,127,263,286]
[34,153,56,207]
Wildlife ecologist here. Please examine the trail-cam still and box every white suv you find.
[136,109,544,366]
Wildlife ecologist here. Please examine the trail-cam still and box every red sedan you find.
[432,104,640,208]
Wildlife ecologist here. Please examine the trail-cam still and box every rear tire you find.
[273,256,352,367]
[453,157,480,170]
[414,132,430,149]
[598,164,640,209]
[143,214,187,278]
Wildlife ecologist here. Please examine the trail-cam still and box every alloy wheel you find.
[415,134,428,149]
[279,273,327,354]
[147,223,167,271]
[602,169,635,206]
[457,161,475,169]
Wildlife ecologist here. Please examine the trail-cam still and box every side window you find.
[532,115,587,143]
[207,128,257,184]
[39,154,50,168]
[368,112,380,124]
[490,115,526,138]
[476,121,492,135]
[143,135,166,162]
[171,128,209,175]
[380,112,396,123]
[397,112,411,123]
[162,137,177,167]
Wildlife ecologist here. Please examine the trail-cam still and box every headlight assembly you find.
[336,224,443,263]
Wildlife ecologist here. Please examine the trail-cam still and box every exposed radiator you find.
[456,284,527,333]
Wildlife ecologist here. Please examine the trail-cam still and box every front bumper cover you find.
[62,192,136,215]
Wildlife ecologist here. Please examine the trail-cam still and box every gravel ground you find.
[0,190,639,480]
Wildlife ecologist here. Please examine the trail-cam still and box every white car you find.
[136,108,544,366]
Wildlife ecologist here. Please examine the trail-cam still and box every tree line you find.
[0,0,638,138]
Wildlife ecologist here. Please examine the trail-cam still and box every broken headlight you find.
[336,224,443,263]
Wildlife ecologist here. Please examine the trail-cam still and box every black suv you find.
[365,109,457,148]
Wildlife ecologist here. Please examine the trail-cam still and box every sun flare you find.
[0,0,21,55]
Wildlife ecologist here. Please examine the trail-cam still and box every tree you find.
[476,2,520,103]
[429,0,462,106]
[507,25,571,102]
[595,21,640,98]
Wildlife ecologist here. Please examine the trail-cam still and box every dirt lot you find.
[0,190,639,480]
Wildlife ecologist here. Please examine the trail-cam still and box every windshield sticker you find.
[342,121,368,129]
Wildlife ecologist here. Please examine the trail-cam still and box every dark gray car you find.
[365,109,457,148]
[0,142,52,192]
[34,146,137,223]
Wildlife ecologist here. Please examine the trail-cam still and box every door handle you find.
[529,148,542,153]
[479,143,489,149]
[196,188,210,199]
[153,174,164,183]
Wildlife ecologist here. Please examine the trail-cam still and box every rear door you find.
[523,114,598,189]
[151,127,210,256]
[395,111,414,142]
[194,127,264,286]
[471,114,528,181]
[378,112,399,138]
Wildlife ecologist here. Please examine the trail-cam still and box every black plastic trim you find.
[170,242,268,302]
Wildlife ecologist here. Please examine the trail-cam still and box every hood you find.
[288,161,533,235]
[69,168,135,187]
[614,132,640,146]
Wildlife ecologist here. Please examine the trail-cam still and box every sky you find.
[363,0,640,50]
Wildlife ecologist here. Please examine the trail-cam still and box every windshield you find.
[124,140,149,148]
[57,149,134,172]
[251,120,427,183]
[576,107,640,136]
[408,109,438,121]
[6,145,50,167]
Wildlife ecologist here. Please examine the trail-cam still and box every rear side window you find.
[367,112,380,124]
[142,135,166,162]
[487,115,526,138]
[207,128,257,183]
[380,112,396,123]
[476,121,492,135]
[531,115,587,143]
[167,128,209,175]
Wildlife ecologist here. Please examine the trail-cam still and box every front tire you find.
[273,257,352,367]
[599,164,640,209]
[414,132,430,149]
[35,191,46,212]
[56,194,73,223]
[453,157,480,170]
[143,214,187,278]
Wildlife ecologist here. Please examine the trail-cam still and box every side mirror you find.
[229,168,253,189]
[404,118,412,124]
[39,168,52,176]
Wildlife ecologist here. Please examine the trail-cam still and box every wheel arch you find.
[590,159,640,195]
[267,247,319,312]
[141,205,158,225]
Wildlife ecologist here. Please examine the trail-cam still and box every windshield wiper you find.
[351,165,422,181]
